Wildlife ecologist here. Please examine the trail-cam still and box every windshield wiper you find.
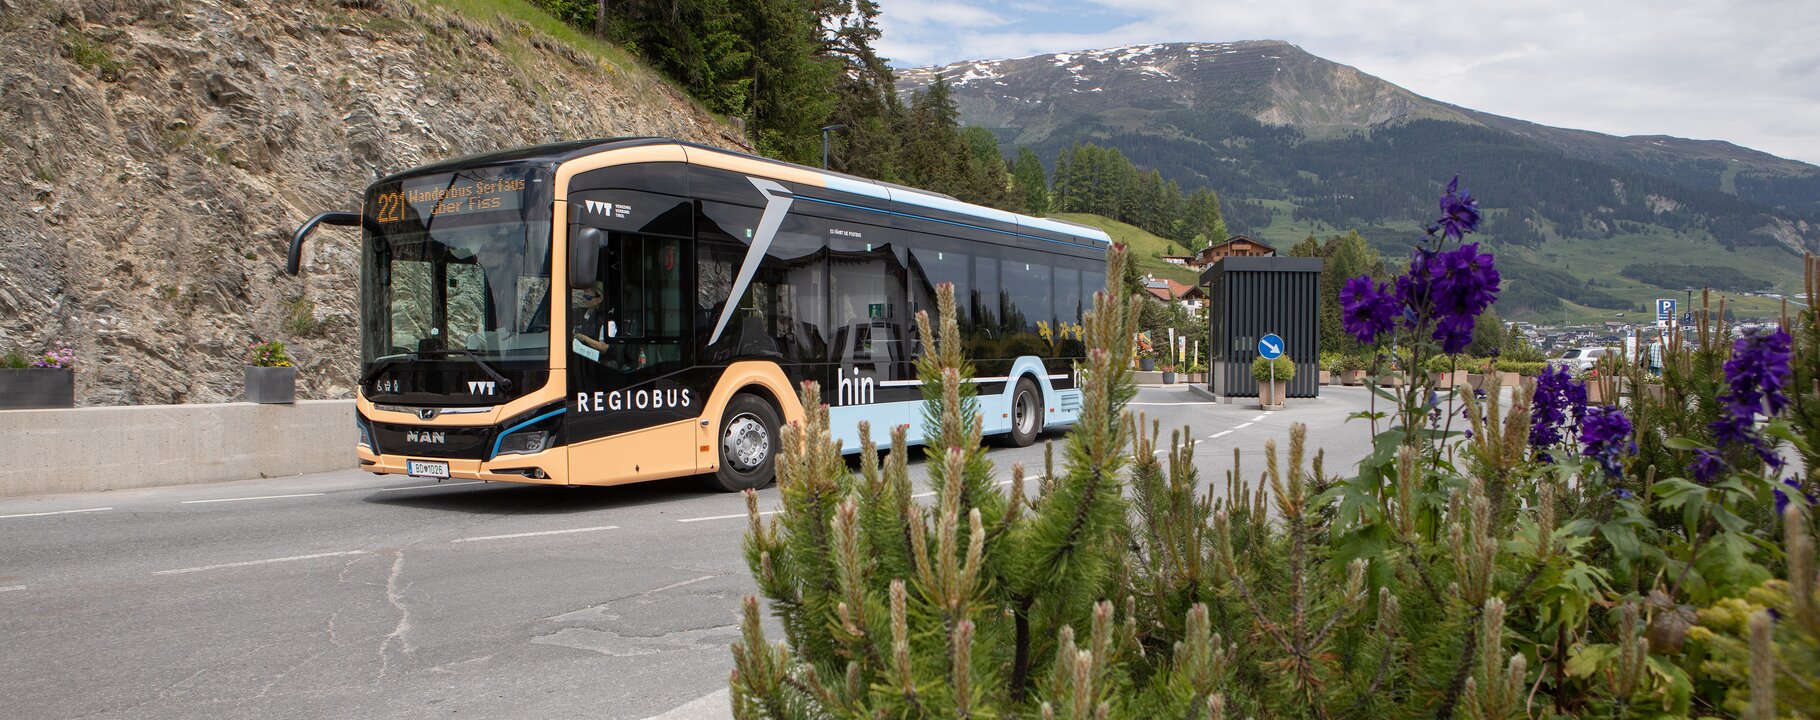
[419,347,516,392]
[357,347,514,393]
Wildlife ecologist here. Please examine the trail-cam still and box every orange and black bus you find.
[289,139,1109,490]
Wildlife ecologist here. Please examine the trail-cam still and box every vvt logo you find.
[582,200,631,219]
[405,430,446,444]
[467,380,496,395]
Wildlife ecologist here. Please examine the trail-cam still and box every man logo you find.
[405,430,446,444]
[468,380,496,395]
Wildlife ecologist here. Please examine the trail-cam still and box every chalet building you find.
[1142,276,1207,315]
[1170,236,1277,269]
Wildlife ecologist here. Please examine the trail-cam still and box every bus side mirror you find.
[288,211,361,275]
[569,226,602,290]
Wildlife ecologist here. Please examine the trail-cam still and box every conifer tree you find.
[1012,147,1050,215]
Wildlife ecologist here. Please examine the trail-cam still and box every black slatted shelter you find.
[1201,257,1323,399]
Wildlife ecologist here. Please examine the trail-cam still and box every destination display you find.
[371,171,528,225]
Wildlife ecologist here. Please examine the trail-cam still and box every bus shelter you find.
[1200,256,1323,399]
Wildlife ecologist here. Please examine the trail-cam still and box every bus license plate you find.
[407,460,450,479]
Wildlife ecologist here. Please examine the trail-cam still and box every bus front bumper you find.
[356,445,568,486]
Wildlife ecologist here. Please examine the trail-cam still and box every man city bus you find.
[288,138,1108,491]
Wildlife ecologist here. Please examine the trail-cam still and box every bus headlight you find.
[496,430,550,456]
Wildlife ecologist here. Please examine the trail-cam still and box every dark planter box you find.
[1161,371,1176,384]
[0,368,75,409]
[245,365,297,404]
[1139,357,1156,371]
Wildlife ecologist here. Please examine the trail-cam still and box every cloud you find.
[874,0,1820,165]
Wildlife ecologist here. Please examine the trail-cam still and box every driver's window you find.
[570,233,685,376]
[390,260,433,353]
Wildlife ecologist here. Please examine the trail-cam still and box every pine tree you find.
[815,0,896,178]
[1012,147,1050,215]
[742,0,838,164]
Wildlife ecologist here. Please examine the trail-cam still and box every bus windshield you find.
[359,166,553,401]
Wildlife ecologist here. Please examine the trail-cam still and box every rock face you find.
[0,0,746,405]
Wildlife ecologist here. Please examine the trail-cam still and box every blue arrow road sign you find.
[1258,333,1284,359]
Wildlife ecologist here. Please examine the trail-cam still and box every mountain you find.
[898,41,1820,318]
[0,0,744,405]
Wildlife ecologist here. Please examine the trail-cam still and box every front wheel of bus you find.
[1003,377,1041,448]
[709,394,778,492]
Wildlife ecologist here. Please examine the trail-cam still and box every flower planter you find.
[1584,381,1605,404]
[1466,373,1490,391]
[1497,371,1521,388]
[1161,370,1176,385]
[244,365,297,404]
[1319,370,1333,385]
[0,368,74,409]
[1645,383,1665,402]
[1428,370,1471,390]
[1139,357,1156,372]
[1259,380,1287,410]
[1339,370,1365,386]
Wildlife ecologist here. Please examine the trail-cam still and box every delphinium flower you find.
[1699,328,1794,479]
[1776,478,1816,515]
[1529,365,1588,460]
[1339,276,1401,344]
[1434,175,1481,240]
[1579,405,1636,478]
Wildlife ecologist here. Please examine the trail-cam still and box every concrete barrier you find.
[0,400,356,497]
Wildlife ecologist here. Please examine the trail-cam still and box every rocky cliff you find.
[0,0,745,405]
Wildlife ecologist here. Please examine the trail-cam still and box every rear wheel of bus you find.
[708,393,778,492]
[1000,377,1041,448]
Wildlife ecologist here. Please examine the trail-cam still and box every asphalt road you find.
[0,385,1380,720]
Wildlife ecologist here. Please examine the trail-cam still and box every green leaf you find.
[1661,437,1704,451]
[1565,643,1617,679]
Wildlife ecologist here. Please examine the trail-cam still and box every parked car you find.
[1550,346,1612,373]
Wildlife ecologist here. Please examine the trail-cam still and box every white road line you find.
[0,585,27,593]
[181,493,324,505]
[1251,414,1268,421]
[1233,422,1253,429]
[679,510,777,523]
[1209,430,1233,439]
[643,575,715,596]
[154,550,368,576]
[0,507,112,519]
[377,481,487,492]
[450,526,618,543]
[1129,401,1220,406]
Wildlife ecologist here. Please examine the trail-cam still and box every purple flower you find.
[1775,478,1815,516]
[1703,328,1794,477]
[1339,275,1401,344]
[1530,365,1588,452]
[1690,449,1727,484]
[1392,243,1500,354]
[1436,175,1481,240]
[1579,405,1636,478]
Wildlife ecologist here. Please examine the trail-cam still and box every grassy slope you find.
[1237,197,1805,324]
[1051,213,1201,285]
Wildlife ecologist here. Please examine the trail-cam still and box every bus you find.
[288,138,1109,491]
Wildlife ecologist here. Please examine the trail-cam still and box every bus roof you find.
[376,137,1113,248]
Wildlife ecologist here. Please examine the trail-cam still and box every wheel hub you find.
[722,414,770,471]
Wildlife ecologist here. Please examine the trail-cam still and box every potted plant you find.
[1492,359,1524,388]
[0,345,75,409]
[245,340,297,404]
[1251,354,1294,410]
[1318,351,1339,385]
[1187,361,1207,384]
[1424,354,1471,390]
[1337,354,1367,385]
[1160,363,1176,385]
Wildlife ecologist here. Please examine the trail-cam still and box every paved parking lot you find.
[0,385,1380,720]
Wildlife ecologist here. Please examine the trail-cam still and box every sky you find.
[874,0,1820,167]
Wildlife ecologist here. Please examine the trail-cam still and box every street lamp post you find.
[820,124,847,170]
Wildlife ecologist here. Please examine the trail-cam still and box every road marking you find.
[377,481,487,492]
[155,550,368,576]
[451,526,618,543]
[0,507,112,519]
[679,510,777,523]
[1129,401,1220,406]
[1233,422,1253,430]
[1208,430,1233,439]
[1251,414,1268,421]
[0,585,27,593]
[645,575,715,595]
[182,493,324,505]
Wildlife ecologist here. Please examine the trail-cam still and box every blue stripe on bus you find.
[794,195,1108,251]
[823,175,893,201]
[489,408,566,459]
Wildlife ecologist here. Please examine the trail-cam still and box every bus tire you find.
[708,393,779,492]
[1002,377,1041,448]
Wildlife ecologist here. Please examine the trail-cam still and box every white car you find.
[1550,346,1612,373]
